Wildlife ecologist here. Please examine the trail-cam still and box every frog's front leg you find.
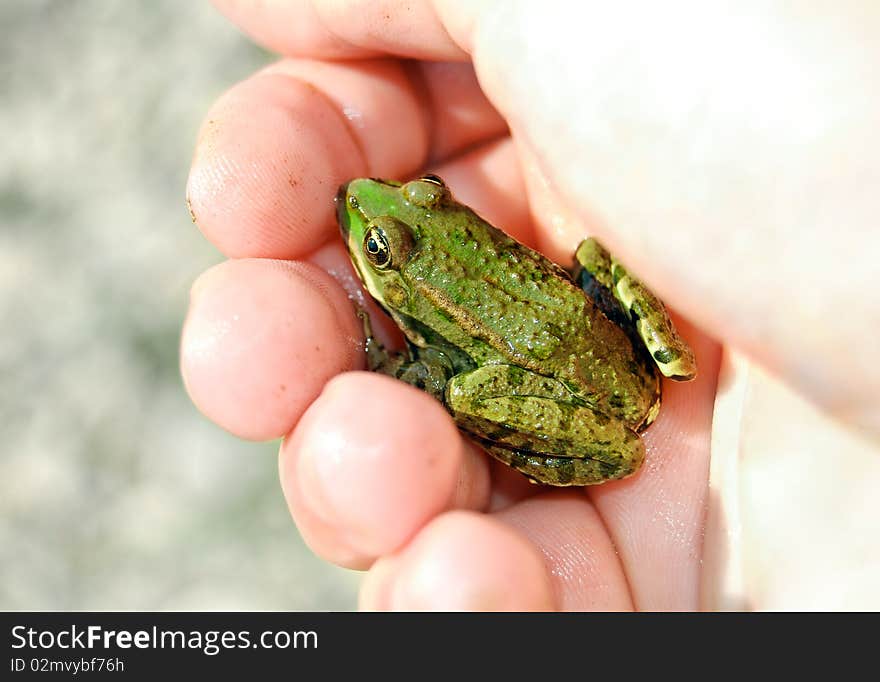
[573,238,697,381]
[358,309,452,400]
[444,365,644,486]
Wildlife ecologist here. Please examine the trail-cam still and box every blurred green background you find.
[1,1,359,609]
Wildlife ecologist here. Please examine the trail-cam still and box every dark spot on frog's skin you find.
[547,459,574,484]
[631,301,645,319]
[506,366,526,387]
[653,348,677,364]
[279,384,287,392]
[511,452,528,469]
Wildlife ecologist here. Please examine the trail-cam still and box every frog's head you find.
[336,175,449,311]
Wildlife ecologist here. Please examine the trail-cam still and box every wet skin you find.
[337,176,696,485]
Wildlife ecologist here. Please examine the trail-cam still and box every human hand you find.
[181,1,880,610]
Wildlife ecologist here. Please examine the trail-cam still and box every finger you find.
[415,61,507,163]
[280,372,491,570]
[586,317,721,610]
[359,510,555,611]
[180,258,363,440]
[187,58,505,259]
[264,60,506,168]
[187,60,414,259]
[211,0,468,60]
[494,491,635,611]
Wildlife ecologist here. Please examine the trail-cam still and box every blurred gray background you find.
[1,1,359,609]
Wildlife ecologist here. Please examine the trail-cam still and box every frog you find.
[336,175,696,486]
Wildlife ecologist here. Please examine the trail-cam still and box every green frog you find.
[336,175,696,486]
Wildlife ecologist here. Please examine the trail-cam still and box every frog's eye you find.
[363,216,414,270]
[364,227,391,268]
[402,175,448,208]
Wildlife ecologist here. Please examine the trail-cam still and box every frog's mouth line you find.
[335,182,384,303]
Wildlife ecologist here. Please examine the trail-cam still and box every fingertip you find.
[186,72,362,259]
[280,372,490,567]
[181,258,363,440]
[264,59,429,179]
[360,510,555,611]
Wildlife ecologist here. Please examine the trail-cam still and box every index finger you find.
[186,58,506,259]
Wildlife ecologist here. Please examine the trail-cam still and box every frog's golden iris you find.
[337,176,696,486]
[364,227,390,268]
[360,216,415,273]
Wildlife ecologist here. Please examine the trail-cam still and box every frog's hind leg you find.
[484,445,630,486]
[573,238,697,381]
[358,308,452,399]
[570,238,631,330]
[445,365,645,486]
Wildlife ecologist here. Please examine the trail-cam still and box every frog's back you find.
[406,206,582,361]
[402,206,658,426]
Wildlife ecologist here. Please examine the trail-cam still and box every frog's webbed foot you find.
[358,308,453,399]
[444,365,644,486]
[573,238,697,381]
[394,348,454,399]
[357,308,395,373]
